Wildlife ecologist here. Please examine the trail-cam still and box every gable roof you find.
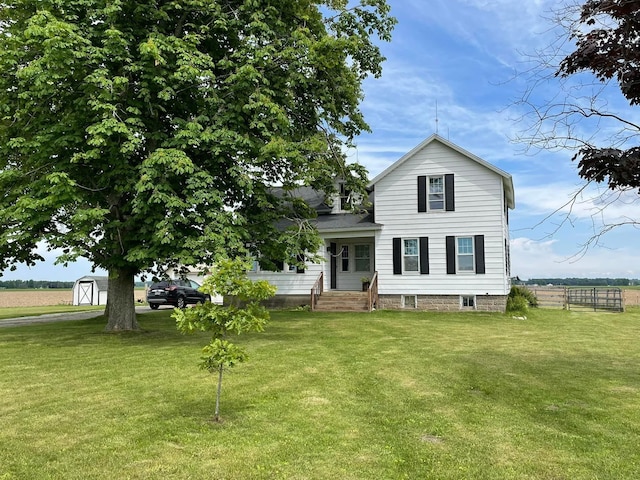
[369,134,515,209]
[75,275,109,291]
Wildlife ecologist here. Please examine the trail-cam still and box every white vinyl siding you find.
[373,139,510,296]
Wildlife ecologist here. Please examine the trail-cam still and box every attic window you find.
[339,182,351,210]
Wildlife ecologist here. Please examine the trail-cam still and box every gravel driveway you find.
[0,306,154,328]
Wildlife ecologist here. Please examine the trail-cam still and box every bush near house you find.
[506,285,538,313]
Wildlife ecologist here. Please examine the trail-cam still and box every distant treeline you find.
[520,278,638,286]
[0,280,148,289]
[0,280,74,289]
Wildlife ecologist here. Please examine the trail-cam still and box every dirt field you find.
[0,289,147,308]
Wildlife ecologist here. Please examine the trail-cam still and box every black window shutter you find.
[446,236,456,274]
[393,238,402,274]
[417,176,427,212]
[445,174,455,211]
[419,237,429,274]
[475,235,485,274]
[275,260,284,271]
[330,243,337,289]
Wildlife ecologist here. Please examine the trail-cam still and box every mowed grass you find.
[1,308,640,479]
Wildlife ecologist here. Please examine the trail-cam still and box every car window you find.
[189,280,201,289]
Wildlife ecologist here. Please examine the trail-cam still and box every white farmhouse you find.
[251,134,515,312]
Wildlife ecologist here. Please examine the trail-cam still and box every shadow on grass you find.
[0,311,212,348]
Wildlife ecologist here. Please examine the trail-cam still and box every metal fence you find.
[566,287,624,312]
[524,286,626,311]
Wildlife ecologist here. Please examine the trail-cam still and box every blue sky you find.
[4,0,640,281]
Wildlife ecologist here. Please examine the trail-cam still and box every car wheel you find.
[176,296,186,309]
[149,303,159,310]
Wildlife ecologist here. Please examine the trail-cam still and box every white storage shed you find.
[72,276,109,306]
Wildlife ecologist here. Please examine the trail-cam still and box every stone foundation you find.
[378,294,507,312]
[262,295,310,309]
[255,293,507,312]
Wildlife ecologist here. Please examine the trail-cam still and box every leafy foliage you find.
[506,285,538,314]
[174,257,276,420]
[0,0,395,330]
[558,0,640,191]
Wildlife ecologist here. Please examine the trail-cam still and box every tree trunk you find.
[105,267,138,332]
[214,364,223,422]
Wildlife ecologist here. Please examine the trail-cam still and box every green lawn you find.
[1,308,640,479]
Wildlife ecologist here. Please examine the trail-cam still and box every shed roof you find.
[75,276,109,291]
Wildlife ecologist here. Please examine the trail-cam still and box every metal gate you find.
[78,281,94,305]
[566,287,623,312]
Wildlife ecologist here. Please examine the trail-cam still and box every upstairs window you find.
[418,174,454,212]
[428,176,444,210]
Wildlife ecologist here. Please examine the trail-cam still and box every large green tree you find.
[0,0,395,330]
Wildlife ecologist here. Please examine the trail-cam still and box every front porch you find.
[311,272,378,312]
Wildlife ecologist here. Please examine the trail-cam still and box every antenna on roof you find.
[435,100,439,135]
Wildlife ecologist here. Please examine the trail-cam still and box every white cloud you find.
[511,237,640,279]
[0,242,105,281]
[516,181,640,226]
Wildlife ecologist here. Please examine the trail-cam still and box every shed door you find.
[78,281,94,305]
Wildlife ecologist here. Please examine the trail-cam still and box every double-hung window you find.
[403,239,419,272]
[393,237,429,275]
[457,237,475,272]
[446,235,485,275]
[418,174,454,212]
[428,176,444,210]
[355,245,371,272]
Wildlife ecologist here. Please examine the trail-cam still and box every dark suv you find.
[146,279,210,310]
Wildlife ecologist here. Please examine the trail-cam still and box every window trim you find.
[418,174,454,212]
[393,237,429,275]
[340,245,350,272]
[402,295,417,309]
[460,295,476,309]
[456,236,475,273]
[428,175,445,211]
[339,182,351,211]
[403,238,420,274]
[447,235,485,275]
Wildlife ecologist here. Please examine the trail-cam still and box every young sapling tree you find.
[174,257,276,422]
